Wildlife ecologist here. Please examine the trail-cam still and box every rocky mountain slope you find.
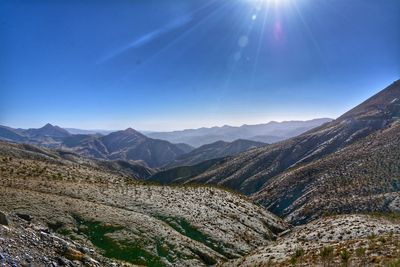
[223,214,400,266]
[166,139,266,168]
[147,119,332,147]
[150,80,400,223]
[0,213,123,267]
[0,141,287,266]
[150,158,230,185]
[253,119,400,224]
[0,125,27,142]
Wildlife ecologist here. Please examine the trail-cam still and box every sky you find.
[0,0,399,131]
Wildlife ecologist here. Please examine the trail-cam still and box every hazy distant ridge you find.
[146,118,332,147]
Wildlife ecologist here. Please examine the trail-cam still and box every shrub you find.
[290,247,305,266]
[320,246,334,267]
[387,258,400,267]
[356,247,367,267]
[340,248,351,267]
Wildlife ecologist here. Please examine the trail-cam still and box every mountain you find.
[61,128,188,168]
[24,123,71,139]
[0,140,287,266]
[253,119,400,224]
[0,125,190,168]
[146,118,332,147]
[150,79,400,223]
[98,128,187,167]
[0,123,71,147]
[0,125,26,142]
[0,123,71,148]
[166,139,266,168]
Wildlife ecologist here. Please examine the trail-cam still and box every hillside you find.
[0,127,26,143]
[0,214,122,266]
[0,141,287,266]
[224,214,400,266]
[147,118,332,147]
[166,139,266,168]
[150,158,230,185]
[253,120,400,224]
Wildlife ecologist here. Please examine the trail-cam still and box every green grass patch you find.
[156,215,230,259]
[73,215,164,267]
[366,211,400,222]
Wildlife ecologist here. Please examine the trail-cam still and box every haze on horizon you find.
[1,0,399,131]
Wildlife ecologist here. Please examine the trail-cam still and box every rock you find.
[63,247,84,261]
[81,247,90,254]
[16,213,32,222]
[56,257,69,266]
[0,211,9,225]
[83,255,100,267]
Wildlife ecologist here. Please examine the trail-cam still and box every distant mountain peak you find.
[122,127,145,136]
[24,123,70,138]
[40,123,67,131]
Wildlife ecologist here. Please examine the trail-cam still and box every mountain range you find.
[146,118,332,147]
[0,123,268,168]
[0,126,190,168]
[0,119,329,168]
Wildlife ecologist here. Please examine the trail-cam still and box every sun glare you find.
[247,0,289,6]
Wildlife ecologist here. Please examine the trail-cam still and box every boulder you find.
[63,247,84,261]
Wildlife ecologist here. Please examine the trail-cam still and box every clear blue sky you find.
[1,0,399,131]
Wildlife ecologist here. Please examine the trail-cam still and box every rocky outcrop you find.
[0,214,118,267]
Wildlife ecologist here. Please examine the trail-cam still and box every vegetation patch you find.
[367,211,400,221]
[73,215,164,267]
[156,215,228,258]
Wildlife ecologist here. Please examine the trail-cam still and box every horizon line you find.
[1,117,334,133]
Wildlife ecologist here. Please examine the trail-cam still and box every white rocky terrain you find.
[223,214,400,266]
[0,213,124,267]
[0,141,287,266]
